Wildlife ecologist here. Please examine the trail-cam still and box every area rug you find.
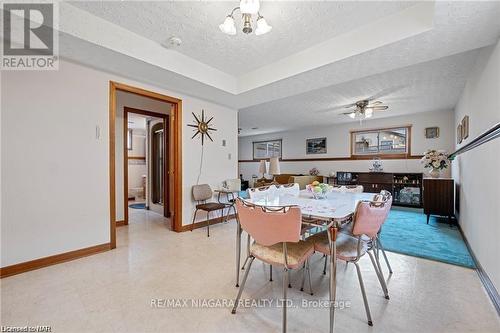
[129,203,146,209]
[379,208,476,269]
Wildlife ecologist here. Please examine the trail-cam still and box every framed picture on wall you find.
[457,124,463,144]
[425,127,439,139]
[306,137,327,154]
[461,115,469,140]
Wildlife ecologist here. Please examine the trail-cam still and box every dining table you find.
[235,189,375,333]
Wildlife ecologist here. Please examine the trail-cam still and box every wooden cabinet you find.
[423,178,454,225]
[336,171,423,207]
[358,172,393,193]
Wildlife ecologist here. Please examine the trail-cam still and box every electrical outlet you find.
[222,139,226,147]
[228,153,232,160]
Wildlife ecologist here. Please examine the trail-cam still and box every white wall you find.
[127,129,146,192]
[239,110,454,180]
[452,41,500,290]
[1,59,238,267]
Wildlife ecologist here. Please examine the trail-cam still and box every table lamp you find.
[269,157,281,181]
[258,160,267,181]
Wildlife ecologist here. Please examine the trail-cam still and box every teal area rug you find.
[380,209,476,269]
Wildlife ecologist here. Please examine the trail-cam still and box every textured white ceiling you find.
[238,48,483,136]
[60,1,500,137]
[71,1,417,75]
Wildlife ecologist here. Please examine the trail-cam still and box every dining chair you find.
[248,185,278,200]
[331,185,364,193]
[191,184,227,237]
[218,179,242,217]
[373,190,394,274]
[275,183,300,197]
[307,200,391,326]
[232,199,315,333]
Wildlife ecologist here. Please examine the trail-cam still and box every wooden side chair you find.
[191,184,226,237]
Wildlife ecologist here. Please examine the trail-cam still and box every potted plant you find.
[421,149,449,178]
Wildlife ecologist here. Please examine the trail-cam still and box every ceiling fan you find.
[342,99,389,120]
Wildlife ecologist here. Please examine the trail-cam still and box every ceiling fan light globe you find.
[348,112,356,119]
[219,16,236,35]
[240,0,260,14]
[255,17,272,35]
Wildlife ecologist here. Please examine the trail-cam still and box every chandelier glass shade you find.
[219,0,272,36]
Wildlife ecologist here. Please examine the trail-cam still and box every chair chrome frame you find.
[231,200,313,333]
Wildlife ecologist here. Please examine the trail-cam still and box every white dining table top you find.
[244,190,375,221]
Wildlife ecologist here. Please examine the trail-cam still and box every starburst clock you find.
[188,109,217,145]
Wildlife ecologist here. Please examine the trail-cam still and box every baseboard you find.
[0,243,111,278]
[181,214,236,232]
[116,220,127,226]
[457,224,500,315]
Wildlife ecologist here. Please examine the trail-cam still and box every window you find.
[351,126,410,156]
[253,139,282,159]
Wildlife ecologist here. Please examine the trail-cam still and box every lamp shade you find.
[258,160,267,174]
[268,157,281,175]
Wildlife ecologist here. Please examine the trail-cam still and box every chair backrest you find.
[236,199,302,246]
[223,179,241,192]
[331,185,364,193]
[192,184,213,201]
[276,183,300,197]
[248,185,277,200]
[345,185,364,193]
[351,201,390,238]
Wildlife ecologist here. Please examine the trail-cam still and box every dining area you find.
[230,183,394,332]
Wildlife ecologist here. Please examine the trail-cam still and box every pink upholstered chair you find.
[232,199,315,333]
[373,190,394,274]
[307,200,391,326]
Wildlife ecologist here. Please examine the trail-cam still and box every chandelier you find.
[219,0,272,36]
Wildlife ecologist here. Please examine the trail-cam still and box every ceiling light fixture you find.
[220,0,272,36]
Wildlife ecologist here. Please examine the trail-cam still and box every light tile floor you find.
[1,209,499,333]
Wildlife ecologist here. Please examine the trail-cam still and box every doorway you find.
[124,108,169,222]
[109,81,183,249]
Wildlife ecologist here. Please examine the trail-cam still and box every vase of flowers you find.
[421,149,449,178]
[309,167,320,176]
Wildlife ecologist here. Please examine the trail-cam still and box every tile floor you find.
[1,208,499,333]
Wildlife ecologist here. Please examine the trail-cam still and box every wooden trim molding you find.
[449,122,500,160]
[238,155,423,163]
[181,214,237,232]
[0,243,111,278]
[128,156,146,160]
[116,220,126,226]
[109,81,183,240]
[458,225,500,316]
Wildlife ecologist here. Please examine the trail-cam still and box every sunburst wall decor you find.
[188,109,217,145]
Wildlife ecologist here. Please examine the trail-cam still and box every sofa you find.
[253,174,323,190]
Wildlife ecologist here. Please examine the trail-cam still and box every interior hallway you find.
[1,210,499,333]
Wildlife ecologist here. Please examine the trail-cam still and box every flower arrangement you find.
[309,167,320,176]
[421,150,449,177]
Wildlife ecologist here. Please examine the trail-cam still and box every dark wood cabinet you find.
[336,171,423,207]
[423,178,454,225]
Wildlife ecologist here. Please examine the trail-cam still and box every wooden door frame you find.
[124,107,169,225]
[109,81,183,249]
